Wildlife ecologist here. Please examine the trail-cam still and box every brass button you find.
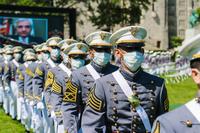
[132,108,136,112]
[133,124,137,127]
[113,98,118,103]
[113,107,117,112]
[150,115,153,118]
[151,107,155,110]
[133,116,137,119]
[150,97,154,101]
[114,123,118,127]
[151,81,154,84]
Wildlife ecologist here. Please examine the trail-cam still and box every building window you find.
[179,29,185,37]
[157,41,161,48]
[179,20,185,27]
[179,0,186,7]
[179,11,186,16]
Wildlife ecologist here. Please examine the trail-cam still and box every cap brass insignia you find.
[130,27,139,36]
[100,32,106,40]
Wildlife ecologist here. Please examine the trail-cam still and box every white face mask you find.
[50,48,60,60]
[14,53,22,61]
[93,52,111,66]
[37,54,43,61]
[71,58,85,70]
[42,53,50,60]
[6,55,13,61]
[123,51,144,72]
[61,52,69,64]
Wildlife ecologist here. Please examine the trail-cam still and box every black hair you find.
[190,58,200,71]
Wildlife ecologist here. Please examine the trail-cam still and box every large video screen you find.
[0,14,64,45]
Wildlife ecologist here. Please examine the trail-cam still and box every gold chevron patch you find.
[26,68,34,77]
[45,71,54,89]
[52,80,62,94]
[63,80,78,103]
[87,88,102,111]
[35,67,43,76]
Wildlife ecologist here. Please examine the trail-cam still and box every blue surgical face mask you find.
[61,52,69,64]
[93,52,111,66]
[6,54,13,61]
[50,48,60,59]
[37,54,43,61]
[42,52,50,60]
[123,51,144,72]
[71,58,85,70]
[14,53,22,61]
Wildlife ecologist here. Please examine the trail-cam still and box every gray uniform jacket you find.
[16,64,26,97]
[33,58,61,112]
[47,63,72,125]
[81,68,169,133]
[0,59,5,87]
[151,98,200,133]
[64,62,118,133]
[24,62,37,101]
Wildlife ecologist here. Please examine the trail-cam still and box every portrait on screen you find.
[0,17,48,45]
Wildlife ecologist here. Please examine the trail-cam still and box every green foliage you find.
[83,0,151,30]
[171,36,184,48]
[0,0,48,7]
[0,0,153,31]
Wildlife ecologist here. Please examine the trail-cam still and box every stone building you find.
[73,0,200,50]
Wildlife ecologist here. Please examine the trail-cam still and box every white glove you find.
[4,86,10,93]
[37,102,44,110]
[30,101,35,106]
[0,86,3,91]
[50,111,56,119]
[25,99,29,103]
[19,97,24,103]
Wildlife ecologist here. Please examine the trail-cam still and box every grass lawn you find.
[0,108,26,133]
[166,77,197,110]
[0,77,197,132]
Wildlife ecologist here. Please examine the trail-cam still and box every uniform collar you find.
[50,57,62,65]
[91,61,108,73]
[120,67,142,82]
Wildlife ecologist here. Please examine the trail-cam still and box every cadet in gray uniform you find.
[151,34,200,133]
[3,45,14,115]
[33,37,62,133]
[81,26,169,133]
[8,46,24,119]
[49,41,88,133]
[66,31,118,133]
[23,50,38,131]
[16,52,27,124]
[0,47,5,107]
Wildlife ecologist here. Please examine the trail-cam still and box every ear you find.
[48,47,52,52]
[114,48,123,59]
[89,49,95,59]
[191,68,200,84]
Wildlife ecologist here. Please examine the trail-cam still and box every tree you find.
[83,0,152,31]
[171,36,183,48]
[0,0,153,31]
